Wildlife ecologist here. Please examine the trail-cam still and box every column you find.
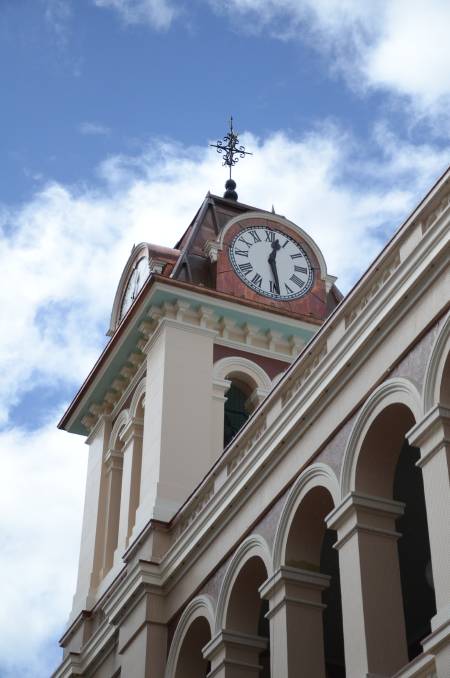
[99,447,123,577]
[407,406,450,676]
[212,377,231,460]
[134,318,217,530]
[117,591,167,678]
[327,492,408,678]
[71,415,111,613]
[259,566,330,678]
[203,630,268,678]
[114,416,144,566]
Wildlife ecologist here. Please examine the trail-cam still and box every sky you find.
[1,1,450,675]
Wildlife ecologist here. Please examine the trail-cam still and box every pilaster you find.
[114,416,144,567]
[407,406,450,673]
[203,630,268,678]
[212,378,231,459]
[259,566,330,678]
[134,317,217,531]
[327,492,408,678]
[70,415,111,616]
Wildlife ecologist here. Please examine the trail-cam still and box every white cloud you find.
[44,0,72,44]
[79,121,111,136]
[1,124,447,674]
[0,126,447,429]
[93,0,178,29]
[214,0,450,123]
[0,421,87,677]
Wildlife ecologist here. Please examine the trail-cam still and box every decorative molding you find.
[204,239,221,263]
[281,342,327,405]
[129,377,146,419]
[272,463,340,570]
[164,595,215,678]
[213,355,272,393]
[422,311,450,412]
[174,481,215,539]
[345,251,401,328]
[419,188,450,234]
[226,417,267,474]
[215,534,272,633]
[340,377,422,498]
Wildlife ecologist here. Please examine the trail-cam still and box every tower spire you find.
[210,116,252,201]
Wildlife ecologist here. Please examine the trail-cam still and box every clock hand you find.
[268,239,281,294]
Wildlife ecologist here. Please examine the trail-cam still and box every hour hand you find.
[268,240,281,294]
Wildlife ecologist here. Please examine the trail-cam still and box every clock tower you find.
[56,123,341,676]
[59,182,339,612]
[54,137,450,678]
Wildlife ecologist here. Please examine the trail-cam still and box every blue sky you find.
[1,1,450,675]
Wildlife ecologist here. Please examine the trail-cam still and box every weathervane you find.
[210,116,252,201]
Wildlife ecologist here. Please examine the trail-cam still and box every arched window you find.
[224,380,251,447]
[213,356,272,452]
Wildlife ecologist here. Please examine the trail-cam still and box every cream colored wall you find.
[134,319,217,529]
[70,416,111,619]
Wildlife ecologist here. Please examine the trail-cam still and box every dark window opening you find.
[258,599,270,678]
[321,528,346,678]
[394,441,436,660]
[224,382,250,447]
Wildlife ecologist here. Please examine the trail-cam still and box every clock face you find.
[120,257,150,320]
[229,226,313,300]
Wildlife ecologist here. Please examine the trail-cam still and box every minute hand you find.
[268,239,281,295]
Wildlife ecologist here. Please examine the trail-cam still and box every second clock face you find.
[229,226,313,300]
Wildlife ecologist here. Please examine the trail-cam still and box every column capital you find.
[212,377,232,402]
[203,630,268,658]
[203,630,268,676]
[120,416,144,446]
[104,447,123,473]
[326,492,404,550]
[259,565,330,601]
[407,405,450,468]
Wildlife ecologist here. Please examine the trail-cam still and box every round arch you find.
[130,377,146,419]
[213,356,272,394]
[340,377,422,498]
[109,408,130,450]
[423,312,450,411]
[215,534,272,633]
[273,463,340,571]
[164,595,215,678]
[108,242,151,335]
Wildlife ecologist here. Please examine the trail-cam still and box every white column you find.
[114,416,144,565]
[259,566,330,678]
[327,492,408,678]
[407,406,450,676]
[134,319,217,531]
[203,630,268,678]
[117,591,167,678]
[71,415,111,614]
[99,447,123,577]
[212,377,231,459]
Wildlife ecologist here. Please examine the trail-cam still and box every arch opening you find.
[285,486,345,678]
[225,555,270,677]
[174,616,211,678]
[354,402,436,661]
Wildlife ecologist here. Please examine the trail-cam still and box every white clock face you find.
[120,257,150,320]
[229,226,313,300]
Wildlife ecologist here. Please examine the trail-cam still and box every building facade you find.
[54,171,450,678]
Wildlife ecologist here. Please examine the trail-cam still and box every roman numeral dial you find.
[229,225,313,300]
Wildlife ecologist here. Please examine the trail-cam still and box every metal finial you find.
[210,117,252,200]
